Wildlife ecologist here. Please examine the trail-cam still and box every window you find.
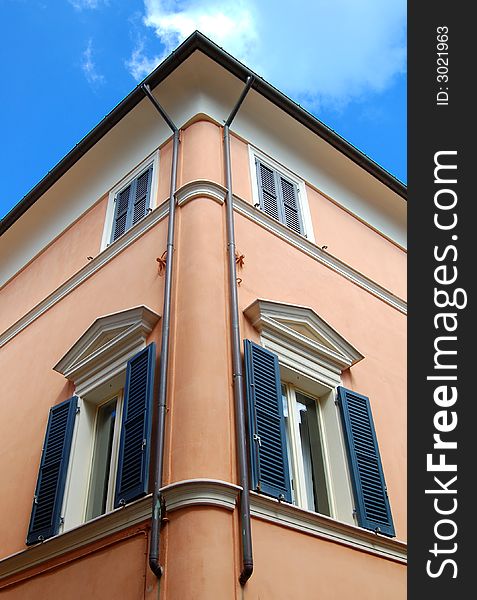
[100,152,159,250]
[26,307,159,545]
[111,165,153,242]
[249,147,314,240]
[281,384,330,516]
[85,394,121,520]
[243,299,395,537]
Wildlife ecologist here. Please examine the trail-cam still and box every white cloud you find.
[126,41,163,82]
[69,0,107,9]
[129,0,405,108]
[82,40,105,85]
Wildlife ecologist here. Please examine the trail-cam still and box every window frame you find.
[244,298,366,525]
[100,151,159,251]
[248,146,315,242]
[281,383,332,516]
[61,362,133,532]
[85,391,124,521]
[53,306,160,533]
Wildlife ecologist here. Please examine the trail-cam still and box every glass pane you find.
[87,399,117,519]
[295,393,330,515]
[281,385,295,502]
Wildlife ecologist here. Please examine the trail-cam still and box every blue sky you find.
[0,0,406,220]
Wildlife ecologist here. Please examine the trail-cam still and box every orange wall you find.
[0,138,173,336]
[247,518,406,600]
[0,197,107,334]
[1,534,151,599]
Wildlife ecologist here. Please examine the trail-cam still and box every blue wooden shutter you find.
[111,165,153,242]
[132,166,152,226]
[111,183,133,242]
[337,386,395,537]
[244,340,292,502]
[256,159,303,235]
[114,343,155,507]
[26,396,77,545]
[278,175,303,235]
[256,159,281,221]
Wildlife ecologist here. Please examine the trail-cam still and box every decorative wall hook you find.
[235,251,245,269]
[156,251,167,275]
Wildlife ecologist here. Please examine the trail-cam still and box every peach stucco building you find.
[0,32,406,599]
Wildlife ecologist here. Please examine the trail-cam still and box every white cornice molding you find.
[53,305,160,397]
[161,478,241,512]
[249,492,407,563]
[176,180,226,206]
[0,480,406,582]
[0,183,406,349]
[0,481,239,583]
[233,195,407,314]
[244,299,364,371]
[54,306,160,383]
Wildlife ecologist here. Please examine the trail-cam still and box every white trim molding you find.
[0,182,406,349]
[250,492,407,564]
[0,479,406,582]
[234,194,407,314]
[0,201,168,349]
[0,494,152,582]
[54,305,160,397]
[161,478,241,512]
[176,180,226,206]
[244,298,363,389]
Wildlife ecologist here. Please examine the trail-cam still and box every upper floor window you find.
[111,165,153,242]
[249,147,315,241]
[100,151,159,251]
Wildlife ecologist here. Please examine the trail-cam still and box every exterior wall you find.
[0,115,406,598]
[248,518,406,600]
[1,530,154,600]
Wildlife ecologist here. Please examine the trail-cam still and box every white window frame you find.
[53,306,160,532]
[100,150,160,252]
[61,386,127,531]
[244,298,364,525]
[248,145,315,243]
[84,391,124,521]
[281,383,333,515]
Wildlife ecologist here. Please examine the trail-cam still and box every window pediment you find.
[54,306,160,395]
[244,299,363,387]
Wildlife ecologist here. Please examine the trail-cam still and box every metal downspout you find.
[141,83,179,579]
[223,75,255,585]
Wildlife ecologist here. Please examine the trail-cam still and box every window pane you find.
[295,393,330,515]
[281,385,295,502]
[87,399,117,519]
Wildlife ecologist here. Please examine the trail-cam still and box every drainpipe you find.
[223,75,255,585]
[141,83,179,579]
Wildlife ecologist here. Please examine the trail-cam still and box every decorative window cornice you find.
[53,305,160,396]
[244,298,363,388]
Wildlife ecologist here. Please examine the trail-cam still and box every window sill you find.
[250,491,407,563]
[0,495,152,582]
